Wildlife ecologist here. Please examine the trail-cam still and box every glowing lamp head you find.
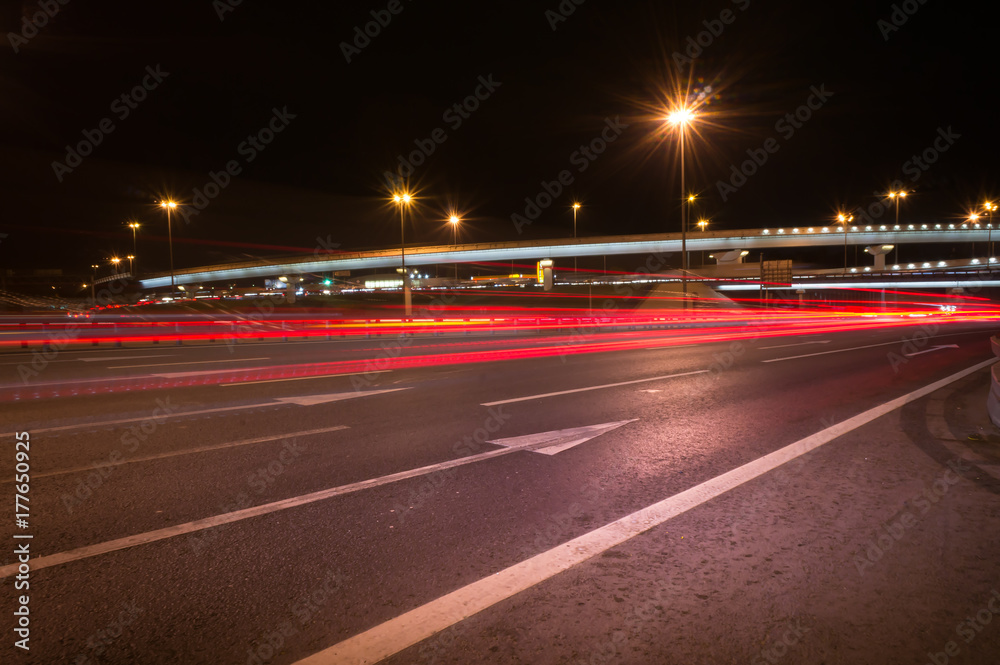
[572,203,581,210]
[969,213,981,222]
[449,215,459,225]
[160,200,177,209]
[666,107,695,127]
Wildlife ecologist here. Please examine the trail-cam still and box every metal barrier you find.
[988,336,1000,428]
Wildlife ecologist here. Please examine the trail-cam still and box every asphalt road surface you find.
[2,318,1000,664]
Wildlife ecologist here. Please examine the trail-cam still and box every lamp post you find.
[127,255,135,275]
[838,213,854,273]
[393,192,413,318]
[666,107,696,308]
[90,264,99,302]
[449,215,460,282]
[697,218,708,265]
[887,190,907,261]
[127,221,140,275]
[985,202,997,262]
[110,257,121,274]
[572,202,581,274]
[159,201,178,291]
[969,213,981,259]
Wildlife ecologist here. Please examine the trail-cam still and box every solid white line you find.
[107,357,270,369]
[291,356,998,665]
[10,426,350,481]
[0,421,594,578]
[219,370,390,386]
[481,369,709,406]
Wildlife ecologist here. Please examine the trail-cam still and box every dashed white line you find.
[481,369,709,406]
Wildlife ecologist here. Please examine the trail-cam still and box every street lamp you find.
[697,218,709,265]
[887,190,907,262]
[127,254,135,275]
[110,257,121,274]
[665,106,697,307]
[572,202,581,273]
[984,202,997,261]
[90,264,99,302]
[159,200,178,291]
[392,192,414,317]
[838,212,854,273]
[969,213,981,259]
[449,214,460,281]
[127,221,140,275]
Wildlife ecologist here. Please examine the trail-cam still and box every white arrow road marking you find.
[0,389,406,437]
[759,340,831,350]
[488,420,637,456]
[289,357,998,665]
[220,370,390,386]
[0,417,633,578]
[274,388,410,406]
[904,344,959,357]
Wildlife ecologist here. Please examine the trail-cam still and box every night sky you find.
[0,0,995,275]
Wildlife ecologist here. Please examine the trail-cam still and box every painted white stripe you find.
[107,357,270,369]
[481,369,708,406]
[291,357,998,665]
[219,370,390,386]
[0,354,170,366]
[0,419,607,578]
[78,355,172,362]
[904,344,959,357]
[11,426,349,481]
[759,340,830,350]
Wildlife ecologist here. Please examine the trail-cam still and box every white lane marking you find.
[0,416,619,578]
[481,369,709,406]
[274,388,409,406]
[0,354,169,366]
[0,389,400,437]
[759,340,831,350]
[290,356,998,665]
[489,420,636,456]
[220,370,390,386]
[904,344,959,358]
[763,339,909,362]
[78,355,172,362]
[646,344,697,350]
[9,426,349,482]
[107,357,270,369]
[762,330,987,363]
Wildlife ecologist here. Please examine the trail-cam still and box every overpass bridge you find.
[137,222,996,289]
